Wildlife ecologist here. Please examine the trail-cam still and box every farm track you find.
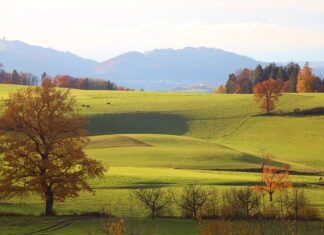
[219,115,251,138]
[25,218,75,234]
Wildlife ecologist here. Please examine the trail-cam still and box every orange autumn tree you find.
[0,81,105,216]
[214,84,226,93]
[254,164,292,201]
[254,79,282,114]
[296,63,317,92]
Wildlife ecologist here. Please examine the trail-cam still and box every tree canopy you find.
[0,81,105,215]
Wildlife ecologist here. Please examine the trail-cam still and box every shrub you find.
[175,185,209,219]
[221,188,261,218]
[106,219,125,235]
[284,189,320,220]
[198,219,256,235]
[134,188,172,220]
[200,189,219,219]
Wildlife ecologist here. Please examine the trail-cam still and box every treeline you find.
[216,63,324,94]
[45,73,133,91]
[131,164,321,222]
[0,63,133,91]
[0,64,38,86]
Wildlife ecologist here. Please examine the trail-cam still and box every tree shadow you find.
[86,112,188,136]
[254,107,324,117]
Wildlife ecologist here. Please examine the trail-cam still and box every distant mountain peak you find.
[1,40,323,91]
[95,47,261,90]
[0,39,97,77]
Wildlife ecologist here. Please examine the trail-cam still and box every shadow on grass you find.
[255,107,324,117]
[86,112,189,136]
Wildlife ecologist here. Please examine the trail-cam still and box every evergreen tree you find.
[11,70,20,84]
[41,72,48,83]
[285,62,300,92]
[268,63,278,79]
[276,67,286,82]
[253,64,263,84]
[0,63,4,83]
[225,74,237,93]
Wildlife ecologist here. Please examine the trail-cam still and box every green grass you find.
[0,84,324,233]
[218,116,324,171]
[67,89,324,171]
[87,134,263,170]
[0,216,323,235]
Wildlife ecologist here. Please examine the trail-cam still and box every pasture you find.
[0,85,323,234]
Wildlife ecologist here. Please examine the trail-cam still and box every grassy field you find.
[0,85,323,234]
[1,216,324,235]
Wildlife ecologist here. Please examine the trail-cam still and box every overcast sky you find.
[1,0,324,62]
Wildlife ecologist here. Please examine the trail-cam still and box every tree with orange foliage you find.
[296,63,317,93]
[254,164,291,201]
[235,68,253,94]
[214,84,226,93]
[254,79,282,114]
[0,81,105,215]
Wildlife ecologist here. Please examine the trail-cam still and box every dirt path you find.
[25,218,75,234]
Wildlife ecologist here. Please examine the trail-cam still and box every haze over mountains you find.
[0,39,323,91]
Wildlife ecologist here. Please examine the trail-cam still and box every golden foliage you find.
[107,219,125,235]
[0,81,105,215]
[254,79,282,113]
[253,164,291,201]
[214,85,226,94]
[297,64,317,93]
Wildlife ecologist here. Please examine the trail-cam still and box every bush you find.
[262,203,281,219]
[198,219,256,235]
[221,188,261,218]
[133,188,172,220]
[175,185,210,219]
[200,189,219,219]
[284,189,320,220]
[106,219,125,235]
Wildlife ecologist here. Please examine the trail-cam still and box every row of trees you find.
[216,63,324,94]
[133,163,318,220]
[45,73,133,91]
[0,63,132,91]
[134,182,318,221]
[0,64,38,86]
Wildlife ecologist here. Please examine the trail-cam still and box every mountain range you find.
[0,39,323,91]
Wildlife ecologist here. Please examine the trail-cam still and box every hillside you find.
[0,84,324,222]
[1,40,324,91]
[0,40,262,90]
[0,39,97,77]
[96,47,261,90]
[0,84,323,172]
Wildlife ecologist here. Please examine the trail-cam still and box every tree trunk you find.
[45,190,54,216]
[269,192,273,202]
[266,98,270,114]
[152,209,155,220]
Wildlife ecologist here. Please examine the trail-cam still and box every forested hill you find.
[1,39,324,91]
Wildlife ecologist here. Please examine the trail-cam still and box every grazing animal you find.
[107,102,111,105]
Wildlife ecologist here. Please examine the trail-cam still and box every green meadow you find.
[0,84,323,234]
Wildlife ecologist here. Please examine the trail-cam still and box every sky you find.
[1,0,324,62]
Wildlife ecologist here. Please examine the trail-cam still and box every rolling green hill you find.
[1,84,323,171]
[0,84,324,227]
